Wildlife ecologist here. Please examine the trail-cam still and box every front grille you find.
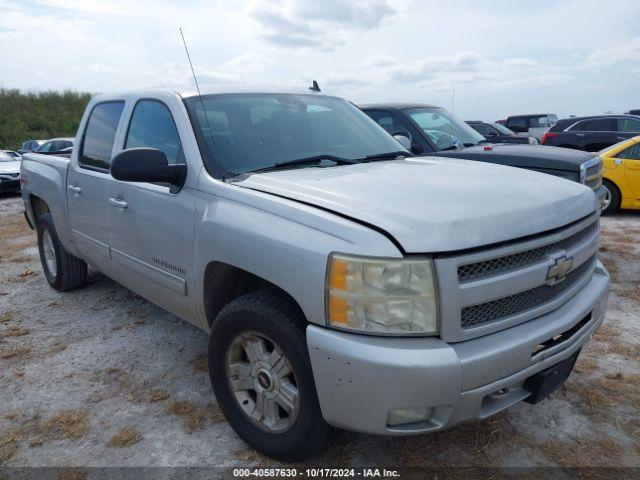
[583,158,603,191]
[461,255,596,328]
[458,221,598,282]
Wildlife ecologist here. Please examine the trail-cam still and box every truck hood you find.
[234,157,597,253]
[0,162,20,175]
[436,144,593,171]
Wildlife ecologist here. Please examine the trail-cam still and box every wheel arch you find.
[203,261,307,328]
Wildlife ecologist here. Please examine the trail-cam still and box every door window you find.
[80,101,125,170]
[572,118,615,132]
[616,144,640,159]
[470,123,496,137]
[365,110,411,136]
[529,116,550,128]
[507,117,527,128]
[125,100,183,165]
[618,117,640,133]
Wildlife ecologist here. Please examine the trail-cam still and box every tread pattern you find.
[38,212,87,291]
[211,289,335,461]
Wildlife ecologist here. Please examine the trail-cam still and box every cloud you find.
[353,52,572,91]
[37,0,131,15]
[88,63,117,73]
[246,0,398,50]
[586,37,640,67]
[145,52,274,86]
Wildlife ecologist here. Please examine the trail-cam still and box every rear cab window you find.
[80,101,125,171]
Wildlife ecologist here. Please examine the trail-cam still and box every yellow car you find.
[599,135,640,214]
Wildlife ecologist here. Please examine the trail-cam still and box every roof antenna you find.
[448,81,455,148]
[179,27,223,180]
[309,80,321,92]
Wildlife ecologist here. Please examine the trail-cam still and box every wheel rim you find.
[42,229,57,277]
[226,331,300,433]
[602,185,612,211]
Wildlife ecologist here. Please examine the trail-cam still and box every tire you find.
[37,212,87,291]
[208,290,334,461]
[601,179,621,215]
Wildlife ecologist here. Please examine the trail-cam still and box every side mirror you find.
[410,143,424,155]
[486,131,498,137]
[111,148,186,188]
[393,134,412,150]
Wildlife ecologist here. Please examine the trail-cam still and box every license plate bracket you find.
[523,350,580,404]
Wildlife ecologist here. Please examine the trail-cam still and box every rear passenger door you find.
[107,98,196,321]
[570,118,617,151]
[67,101,124,269]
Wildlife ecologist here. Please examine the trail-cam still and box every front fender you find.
[193,181,402,329]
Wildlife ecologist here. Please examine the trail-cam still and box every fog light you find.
[387,407,433,426]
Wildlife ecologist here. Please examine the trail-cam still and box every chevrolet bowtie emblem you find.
[546,255,574,286]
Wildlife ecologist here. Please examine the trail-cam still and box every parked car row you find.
[359,103,605,206]
[489,112,640,153]
[0,150,21,194]
[20,85,612,461]
[18,137,75,156]
[1,137,76,194]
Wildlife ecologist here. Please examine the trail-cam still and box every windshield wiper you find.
[250,154,359,173]
[359,151,413,162]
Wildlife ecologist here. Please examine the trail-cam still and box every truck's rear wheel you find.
[37,212,87,291]
[208,290,333,461]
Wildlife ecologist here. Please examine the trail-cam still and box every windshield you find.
[185,93,405,177]
[0,151,16,162]
[492,123,515,135]
[406,107,485,150]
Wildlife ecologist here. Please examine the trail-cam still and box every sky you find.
[1,0,639,121]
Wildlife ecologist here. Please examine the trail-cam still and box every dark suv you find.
[540,115,640,151]
[360,103,605,206]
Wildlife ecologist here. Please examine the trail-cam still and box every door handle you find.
[109,197,128,209]
[67,184,82,194]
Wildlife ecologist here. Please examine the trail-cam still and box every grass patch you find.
[148,389,170,403]
[191,353,208,373]
[108,426,142,448]
[0,327,30,338]
[167,401,225,432]
[539,436,624,467]
[0,344,31,359]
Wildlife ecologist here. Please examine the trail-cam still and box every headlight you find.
[326,253,438,335]
[579,156,602,185]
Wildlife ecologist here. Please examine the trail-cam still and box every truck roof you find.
[93,84,333,102]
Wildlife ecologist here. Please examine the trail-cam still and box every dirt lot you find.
[1,193,639,472]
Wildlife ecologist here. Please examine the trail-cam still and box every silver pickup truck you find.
[20,86,610,461]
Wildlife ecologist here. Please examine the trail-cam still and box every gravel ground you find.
[1,193,639,472]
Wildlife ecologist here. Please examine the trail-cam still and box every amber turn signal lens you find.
[329,296,349,325]
[329,258,347,291]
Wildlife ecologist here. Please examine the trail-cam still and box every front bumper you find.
[307,262,609,435]
[0,177,21,193]
[594,185,606,209]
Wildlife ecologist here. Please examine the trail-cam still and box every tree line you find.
[0,89,93,150]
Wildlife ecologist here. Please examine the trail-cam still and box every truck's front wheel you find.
[208,290,334,461]
[37,213,87,291]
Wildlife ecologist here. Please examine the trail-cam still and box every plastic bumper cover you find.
[307,262,609,435]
